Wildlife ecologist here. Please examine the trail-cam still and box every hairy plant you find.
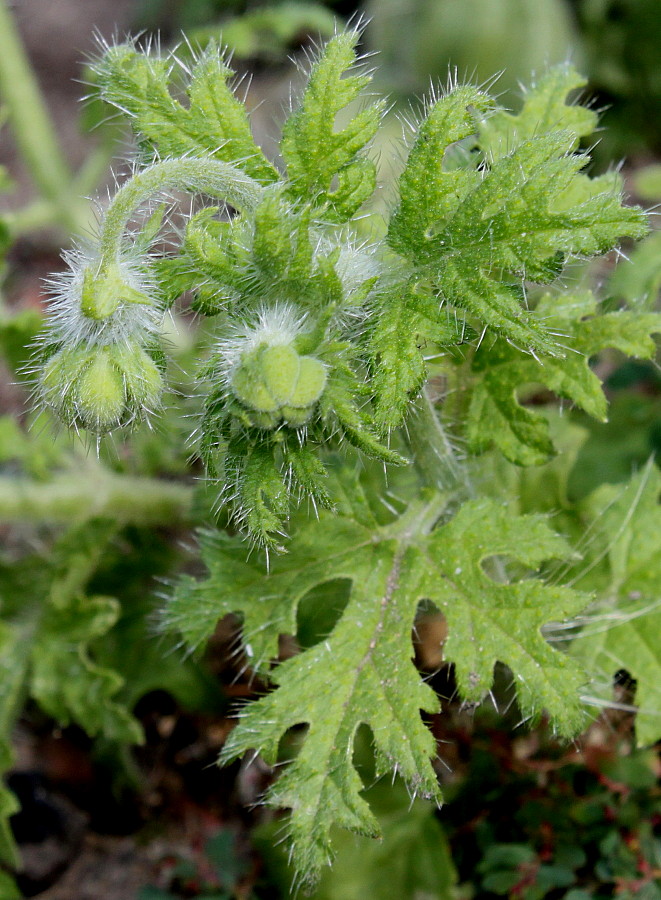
[27,26,661,888]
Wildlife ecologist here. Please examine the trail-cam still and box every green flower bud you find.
[39,341,164,433]
[110,344,163,409]
[230,341,327,429]
[288,356,328,408]
[40,346,91,421]
[75,350,126,431]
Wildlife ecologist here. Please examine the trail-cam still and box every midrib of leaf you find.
[283,494,445,834]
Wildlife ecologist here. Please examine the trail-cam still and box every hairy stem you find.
[97,157,264,271]
[407,387,470,495]
[0,474,194,525]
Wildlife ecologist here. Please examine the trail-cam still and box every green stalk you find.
[0,0,79,234]
[407,387,470,494]
[96,157,263,270]
[0,474,194,525]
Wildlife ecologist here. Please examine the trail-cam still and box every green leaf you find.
[281,30,384,221]
[388,84,493,262]
[170,473,588,883]
[369,284,469,430]
[609,230,661,309]
[466,293,661,465]
[0,870,20,899]
[0,306,43,373]
[569,463,661,745]
[418,498,589,734]
[94,42,278,184]
[0,520,145,870]
[478,64,597,160]
[389,80,646,351]
[256,780,457,899]
[30,592,142,743]
[0,621,27,869]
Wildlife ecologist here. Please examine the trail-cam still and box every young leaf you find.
[569,463,661,746]
[389,84,646,353]
[466,292,661,465]
[368,283,470,430]
[387,85,493,262]
[478,64,597,160]
[169,471,588,883]
[281,30,384,221]
[94,42,278,184]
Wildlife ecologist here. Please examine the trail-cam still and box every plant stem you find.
[407,387,470,494]
[0,474,194,525]
[97,158,264,270]
[0,0,79,234]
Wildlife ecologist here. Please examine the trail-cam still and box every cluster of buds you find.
[230,342,327,429]
[35,157,264,436]
[40,340,163,433]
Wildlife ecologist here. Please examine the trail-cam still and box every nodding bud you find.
[40,341,163,433]
[231,343,327,429]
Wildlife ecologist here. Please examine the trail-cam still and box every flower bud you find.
[75,351,126,431]
[230,342,327,428]
[39,341,163,433]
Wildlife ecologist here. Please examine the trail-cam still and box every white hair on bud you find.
[211,302,307,387]
[42,245,163,350]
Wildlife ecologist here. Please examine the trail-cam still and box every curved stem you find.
[97,157,264,271]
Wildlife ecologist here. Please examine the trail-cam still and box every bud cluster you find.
[40,341,163,433]
[230,342,327,429]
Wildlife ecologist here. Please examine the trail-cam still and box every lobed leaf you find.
[466,292,661,465]
[281,30,384,221]
[387,85,493,261]
[0,521,143,874]
[368,284,470,430]
[569,463,661,746]
[170,472,589,883]
[478,64,597,160]
[94,42,278,184]
[419,498,589,735]
[389,82,646,353]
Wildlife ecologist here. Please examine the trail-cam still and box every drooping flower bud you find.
[39,341,163,433]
